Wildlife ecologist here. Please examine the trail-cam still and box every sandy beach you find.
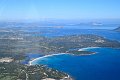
[29,47,101,65]
[29,53,67,65]
[78,47,100,51]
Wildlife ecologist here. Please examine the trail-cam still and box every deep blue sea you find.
[25,26,120,80]
[31,48,120,80]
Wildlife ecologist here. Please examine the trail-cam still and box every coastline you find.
[28,53,74,80]
[78,47,100,51]
[25,47,120,80]
[29,47,101,65]
[73,52,97,56]
[29,53,67,65]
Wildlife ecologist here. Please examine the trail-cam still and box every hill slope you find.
[114,26,120,32]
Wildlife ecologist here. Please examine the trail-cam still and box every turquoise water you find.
[31,48,120,80]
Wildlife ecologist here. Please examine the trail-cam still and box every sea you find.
[25,24,120,80]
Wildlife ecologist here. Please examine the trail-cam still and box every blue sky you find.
[0,0,120,21]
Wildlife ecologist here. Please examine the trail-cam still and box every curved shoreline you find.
[29,53,67,65]
[75,52,97,56]
[78,47,100,51]
[28,53,73,80]
[29,47,101,65]
[28,47,119,80]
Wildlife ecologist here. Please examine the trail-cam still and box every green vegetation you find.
[0,62,70,80]
[68,50,95,55]
[0,31,120,58]
[0,27,120,80]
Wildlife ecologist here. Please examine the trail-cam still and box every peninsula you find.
[114,26,120,32]
[0,28,120,80]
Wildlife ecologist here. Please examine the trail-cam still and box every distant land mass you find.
[114,26,120,32]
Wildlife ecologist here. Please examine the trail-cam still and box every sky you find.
[0,0,120,21]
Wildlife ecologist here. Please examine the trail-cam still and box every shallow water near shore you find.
[31,48,120,80]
